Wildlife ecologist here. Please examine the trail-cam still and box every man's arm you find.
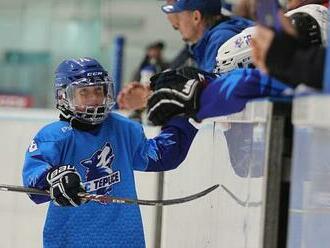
[146,67,291,123]
[196,68,291,120]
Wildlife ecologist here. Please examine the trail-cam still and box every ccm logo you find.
[87,72,103,76]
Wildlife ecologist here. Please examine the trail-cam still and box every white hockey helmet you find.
[214,26,255,74]
[285,4,328,46]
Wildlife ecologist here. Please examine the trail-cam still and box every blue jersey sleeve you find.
[196,68,292,120]
[22,137,62,204]
[133,116,197,172]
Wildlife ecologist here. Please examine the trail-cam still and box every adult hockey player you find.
[22,58,197,248]
[161,0,253,72]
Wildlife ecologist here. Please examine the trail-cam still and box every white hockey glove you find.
[47,165,86,207]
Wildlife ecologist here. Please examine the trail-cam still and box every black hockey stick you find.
[0,184,219,206]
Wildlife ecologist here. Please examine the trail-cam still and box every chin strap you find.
[59,114,100,131]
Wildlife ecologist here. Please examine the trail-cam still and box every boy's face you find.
[73,85,105,110]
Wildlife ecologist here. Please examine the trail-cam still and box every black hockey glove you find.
[147,67,216,126]
[47,165,86,207]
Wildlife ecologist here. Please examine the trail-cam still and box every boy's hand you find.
[47,165,86,207]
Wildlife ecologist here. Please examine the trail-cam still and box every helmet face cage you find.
[56,75,115,125]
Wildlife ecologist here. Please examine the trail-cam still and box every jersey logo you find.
[28,140,38,152]
[81,143,120,194]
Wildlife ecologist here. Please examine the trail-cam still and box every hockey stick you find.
[0,184,219,206]
[221,184,261,207]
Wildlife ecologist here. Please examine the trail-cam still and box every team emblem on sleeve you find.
[28,140,38,152]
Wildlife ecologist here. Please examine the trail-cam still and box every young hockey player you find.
[22,57,197,248]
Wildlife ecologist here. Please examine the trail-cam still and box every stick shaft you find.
[0,184,219,206]
[0,184,49,196]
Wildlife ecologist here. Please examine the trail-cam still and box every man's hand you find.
[251,25,274,74]
[117,82,151,110]
[47,165,86,207]
[146,67,214,125]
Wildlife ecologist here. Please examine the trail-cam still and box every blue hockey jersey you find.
[22,113,197,248]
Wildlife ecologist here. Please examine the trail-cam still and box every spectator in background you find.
[129,41,169,122]
[131,41,169,83]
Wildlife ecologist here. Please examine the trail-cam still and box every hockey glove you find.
[147,67,216,126]
[47,165,86,207]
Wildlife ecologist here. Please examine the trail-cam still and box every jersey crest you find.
[81,143,120,194]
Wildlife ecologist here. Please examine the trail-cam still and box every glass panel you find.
[0,0,102,107]
[288,127,330,248]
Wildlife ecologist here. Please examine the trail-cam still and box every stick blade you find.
[135,184,219,206]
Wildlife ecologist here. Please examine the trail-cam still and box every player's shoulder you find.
[34,120,73,143]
